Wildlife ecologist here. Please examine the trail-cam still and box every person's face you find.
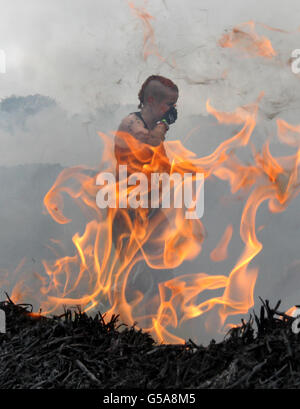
[148,88,178,121]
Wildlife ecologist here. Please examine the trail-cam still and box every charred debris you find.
[1,295,300,389]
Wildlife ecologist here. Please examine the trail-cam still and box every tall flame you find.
[7,91,290,344]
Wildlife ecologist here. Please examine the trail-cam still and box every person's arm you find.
[115,114,171,175]
[117,114,167,147]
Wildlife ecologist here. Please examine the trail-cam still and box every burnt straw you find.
[1,295,300,389]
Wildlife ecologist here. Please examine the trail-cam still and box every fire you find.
[285,305,297,317]
[128,1,176,67]
[277,119,300,148]
[2,88,288,344]
[210,225,233,262]
[3,14,300,342]
[128,1,165,62]
[219,21,276,59]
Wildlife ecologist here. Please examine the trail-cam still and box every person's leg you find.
[125,208,175,327]
[111,207,176,328]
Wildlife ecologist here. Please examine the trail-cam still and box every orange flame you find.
[128,1,164,62]
[210,225,233,262]
[128,1,176,67]
[219,21,276,58]
[277,119,300,148]
[6,93,300,344]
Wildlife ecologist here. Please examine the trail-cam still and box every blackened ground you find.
[0,296,300,389]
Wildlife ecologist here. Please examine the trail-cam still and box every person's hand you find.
[160,106,177,125]
[148,130,165,146]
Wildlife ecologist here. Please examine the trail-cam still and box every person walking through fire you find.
[112,75,179,316]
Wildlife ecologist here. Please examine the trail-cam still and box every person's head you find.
[138,75,178,121]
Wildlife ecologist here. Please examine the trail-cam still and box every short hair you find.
[138,75,178,109]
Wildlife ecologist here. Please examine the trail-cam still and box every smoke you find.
[0,0,300,343]
[0,0,299,116]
